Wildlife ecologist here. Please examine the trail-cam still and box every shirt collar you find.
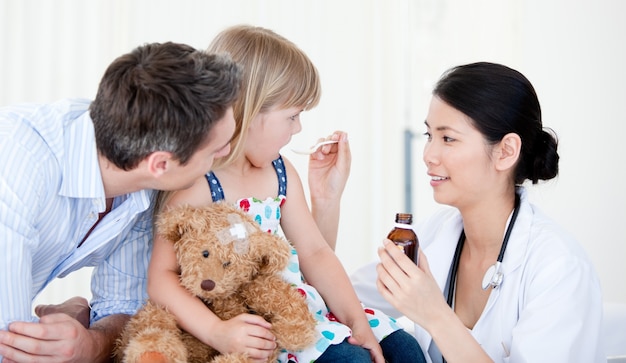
[60,109,155,214]
[59,111,104,200]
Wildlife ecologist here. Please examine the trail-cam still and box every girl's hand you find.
[209,314,276,362]
[308,131,351,202]
[347,324,385,363]
[376,240,449,329]
[307,131,351,250]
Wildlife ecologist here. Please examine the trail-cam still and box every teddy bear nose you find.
[201,279,216,291]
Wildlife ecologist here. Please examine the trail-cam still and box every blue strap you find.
[205,170,225,202]
[272,155,287,197]
[206,155,287,202]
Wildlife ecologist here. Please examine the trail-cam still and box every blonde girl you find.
[148,25,424,363]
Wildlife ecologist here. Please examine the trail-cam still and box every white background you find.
[1,0,624,307]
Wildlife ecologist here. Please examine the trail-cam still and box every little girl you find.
[149,25,424,363]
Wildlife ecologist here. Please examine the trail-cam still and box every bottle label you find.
[394,223,413,230]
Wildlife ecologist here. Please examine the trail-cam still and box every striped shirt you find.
[0,99,153,332]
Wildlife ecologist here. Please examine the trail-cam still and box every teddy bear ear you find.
[249,233,291,275]
[155,205,198,242]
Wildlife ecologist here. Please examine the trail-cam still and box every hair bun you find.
[528,128,559,183]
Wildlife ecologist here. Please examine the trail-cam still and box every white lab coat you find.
[352,189,605,362]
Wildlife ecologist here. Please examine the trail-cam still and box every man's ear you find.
[494,133,521,172]
[146,151,174,177]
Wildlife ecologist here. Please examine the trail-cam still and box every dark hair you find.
[90,42,241,170]
[433,62,559,184]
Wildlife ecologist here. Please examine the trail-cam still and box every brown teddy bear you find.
[114,202,317,363]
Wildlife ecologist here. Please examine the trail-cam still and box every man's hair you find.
[90,41,241,170]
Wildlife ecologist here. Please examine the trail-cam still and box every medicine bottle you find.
[386,213,419,264]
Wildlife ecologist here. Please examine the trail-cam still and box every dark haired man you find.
[0,41,240,362]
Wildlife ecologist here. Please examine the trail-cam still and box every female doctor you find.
[351,62,604,362]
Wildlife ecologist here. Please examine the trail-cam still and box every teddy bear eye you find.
[223,261,231,268]
[202,250,209,258]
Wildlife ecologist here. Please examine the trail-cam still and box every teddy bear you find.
[114,202,317,363]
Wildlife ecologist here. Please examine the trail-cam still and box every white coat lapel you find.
[474,189,532,329]
[413,209,463,355]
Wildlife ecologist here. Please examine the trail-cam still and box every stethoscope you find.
[441,193,521,363]
[446,192,521,305]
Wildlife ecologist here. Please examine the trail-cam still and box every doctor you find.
[352,62,604,362]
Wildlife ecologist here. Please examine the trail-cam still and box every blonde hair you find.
[153,26,321,217]
[208,25,321,168]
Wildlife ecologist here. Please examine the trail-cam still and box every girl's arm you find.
[307,131,351,250]
[147,182,276,360]
[280,158,384,363]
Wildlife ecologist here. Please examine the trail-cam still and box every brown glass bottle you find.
[386,213,419,264]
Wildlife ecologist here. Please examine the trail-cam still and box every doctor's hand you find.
[376,239,449,329]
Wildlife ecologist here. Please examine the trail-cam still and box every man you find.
[0,41,241,362]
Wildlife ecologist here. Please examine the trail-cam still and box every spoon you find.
[291,140,339,155]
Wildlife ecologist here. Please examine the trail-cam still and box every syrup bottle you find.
[386,213,419,264]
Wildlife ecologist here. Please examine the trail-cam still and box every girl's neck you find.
[217,156,254,177]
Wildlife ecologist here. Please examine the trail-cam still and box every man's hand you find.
[35,296,91,329]
[0,313,96,362]
[0,297,128,362]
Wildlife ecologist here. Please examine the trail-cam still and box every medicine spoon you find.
[291,140,339,155]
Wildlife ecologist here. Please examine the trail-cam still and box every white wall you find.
[1,0,624,308]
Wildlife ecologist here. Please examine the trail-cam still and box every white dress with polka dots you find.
[206,158,400,363]
[237,196,400,363]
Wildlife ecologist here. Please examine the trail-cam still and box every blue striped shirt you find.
[0,99,152,332]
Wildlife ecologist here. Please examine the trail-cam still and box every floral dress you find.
[206,156,400,363]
